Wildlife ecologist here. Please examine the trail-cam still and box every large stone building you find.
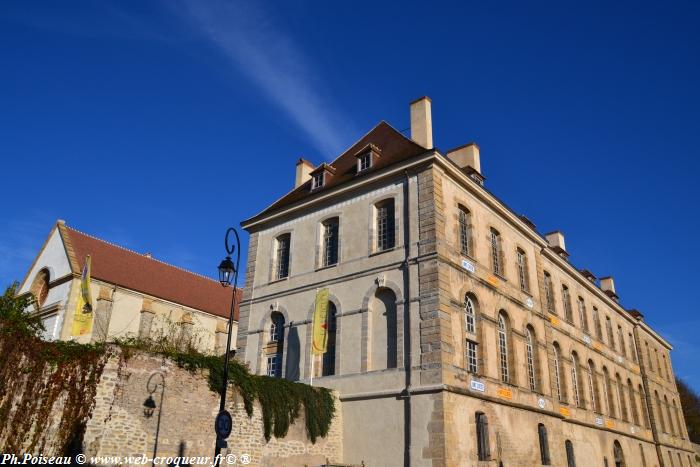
[236,98,695,467]
[19,220,240,353]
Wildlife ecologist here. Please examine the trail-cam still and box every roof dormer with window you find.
[354,143,381,175]
[309,163,336,191]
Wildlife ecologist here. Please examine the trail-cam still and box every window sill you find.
[315,263,338,272]
[269,277,289,285]
[493,272,507,282]
[369,246,397,257]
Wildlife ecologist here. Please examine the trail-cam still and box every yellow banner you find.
[71,255,94,336]
[311,288,330,355]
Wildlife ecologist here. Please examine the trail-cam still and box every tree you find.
[676,377,700,443]
[0,282,44,337]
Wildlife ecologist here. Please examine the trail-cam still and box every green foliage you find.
[0,285,108,454]
[118,337,336,443]
[0,282,44,337]
[676,377,700,443]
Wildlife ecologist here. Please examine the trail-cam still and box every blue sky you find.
[1,1,699,389]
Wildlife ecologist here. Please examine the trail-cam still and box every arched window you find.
[629,332,637,363]
[639,384,651,428]
[673,400,684,439]
[322,303,337,376]
[464,294,478,374]
[565,440,576,467]
[321,217,339,267]
[31,268,50,308]
[588,360,600,413]
[267,312,285,378]
[603,366,616,417]
[538,423,551,465]
[526,326,537,391]
[606,317,615,350]
[476,412,490,461]
[562,285,573,322]
[375,199,395,252]
[628,379,639,425]
[553,342,564,402]
[543,271,556,314]
[497,312,509,383]
[645,341,653,372]
[458,206,472,256]
[618,325,626,358]
[577,297,589,333]
[516,248,530,292]
[274,233,291,280]
[490,228,503,276]
[370,288,397,370]
[613,440,625,467]
[655,391,667,433]
[616,373,628,422]
[665,395,676,436]
[571,351,582,408]
[592,306,603,340]
[639,443,647,467]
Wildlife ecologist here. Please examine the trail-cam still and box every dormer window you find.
[309,163,335,191]
[355,143,381,174]
[312,172,324,190]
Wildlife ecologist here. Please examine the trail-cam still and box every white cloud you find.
[174,0,354,157]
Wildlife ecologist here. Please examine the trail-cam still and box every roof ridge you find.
[64,225,224,286]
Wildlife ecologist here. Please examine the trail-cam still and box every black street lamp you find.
[214,227,240,464]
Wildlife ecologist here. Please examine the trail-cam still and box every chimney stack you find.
[295,158,314,188]
[410,96,433,149]
[446,143,484,184]
[545,231,569,260]
[600,276,619,301]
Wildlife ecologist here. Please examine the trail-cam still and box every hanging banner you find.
[311,288,330,355]
[71,255,94,336]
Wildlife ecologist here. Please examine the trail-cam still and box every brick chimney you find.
[410,96,433,149]
[600,276,619,302]
[545,231,569,260]
[295,158,314,188]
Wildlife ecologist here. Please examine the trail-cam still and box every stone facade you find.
[82,349,343,467]
[236,99,696,466]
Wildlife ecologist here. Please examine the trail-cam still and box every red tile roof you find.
[60,224,240,321]
[245,121,427,224]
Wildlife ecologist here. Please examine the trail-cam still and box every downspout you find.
[401,170,413,467]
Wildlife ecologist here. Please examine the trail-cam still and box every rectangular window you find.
[311,172,324,190]
[275,234,291,280]
[490,229,503,276]
[618,326,626,357]
[562,286,573,322]
[266,354,279,377]
[517,248,529,292]
[376,200,395,251]
[358,153,371,172]
[629,333,637,363]
[458,207,472,256]
[593,306,602,340]
[544,272,555,313]
[322,219,339,267]
[466,340,478,374]
[606,317,615,350]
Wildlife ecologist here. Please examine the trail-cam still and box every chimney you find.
[545,231,569,260]
[295,158,314,188]
[600,276,619,301]
[447,143,484,184]
[410,96,433,149]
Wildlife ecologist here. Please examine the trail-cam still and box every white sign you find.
[526,298,534,309]
[583,335,591,345]
[537,398,546,409]
[461,259,476,273]
[595,417,603,426]
[470,379,485,392]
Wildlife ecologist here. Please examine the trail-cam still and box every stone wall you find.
[82,350,343,467]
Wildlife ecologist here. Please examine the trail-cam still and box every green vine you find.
[119,337,336,443]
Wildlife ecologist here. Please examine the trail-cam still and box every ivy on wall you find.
[0,284,335,454]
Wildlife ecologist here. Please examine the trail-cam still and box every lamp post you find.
[143,371,165,467]
[214,227,240,464]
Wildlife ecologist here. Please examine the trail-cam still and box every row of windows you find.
[272,199,396,281]
[463,293,685,439]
